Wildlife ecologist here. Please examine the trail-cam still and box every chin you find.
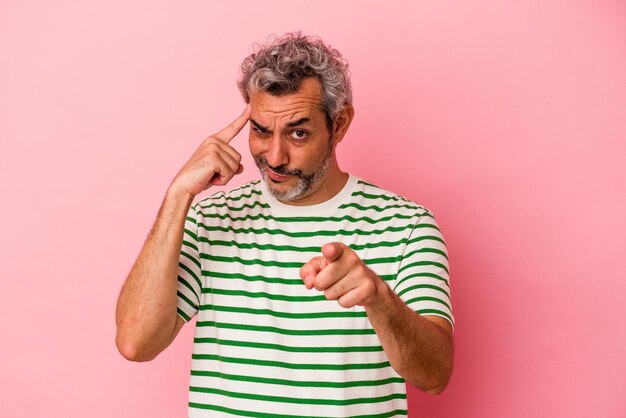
[264,176,309,201]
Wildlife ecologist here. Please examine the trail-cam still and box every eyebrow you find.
[250,119,270,133]
[285,117,311,128]
[250,117,311,133]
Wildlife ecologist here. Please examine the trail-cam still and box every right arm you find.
[115,187,193,362]
[115,106,251,361]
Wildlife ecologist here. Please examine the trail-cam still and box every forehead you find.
[249,78,325,126]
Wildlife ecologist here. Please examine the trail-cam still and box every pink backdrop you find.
[1,1,625,417]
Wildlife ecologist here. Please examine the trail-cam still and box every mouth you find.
[265,166,293,182]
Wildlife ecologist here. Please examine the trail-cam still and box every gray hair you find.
[237,32,352,131]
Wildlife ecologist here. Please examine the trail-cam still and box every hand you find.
[299,243,385,308]
[170,105,251,197]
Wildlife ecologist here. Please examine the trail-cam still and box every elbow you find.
[115,334,157,362]
[410,375,451,396]
[404,359,454,396]
[426,364,453,395]
[426,361,454,395]
[425,383,448,396]
[409,374,451,396]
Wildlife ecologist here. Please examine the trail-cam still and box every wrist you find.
[366,272,394,310]
[166,182,195,204]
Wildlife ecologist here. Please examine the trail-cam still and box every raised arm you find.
[115,106,250,362]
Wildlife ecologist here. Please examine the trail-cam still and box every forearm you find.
[115,185,193,361]
[365,279,454,394]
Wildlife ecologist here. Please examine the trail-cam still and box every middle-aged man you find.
[116,32,454,417]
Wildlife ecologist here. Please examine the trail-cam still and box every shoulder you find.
[348,176,433,219]
[192,180,266,213]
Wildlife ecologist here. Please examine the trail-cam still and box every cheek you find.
[305,138,331,159]
[293,146,324,170]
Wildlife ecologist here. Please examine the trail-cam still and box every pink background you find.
[1,1,625,417]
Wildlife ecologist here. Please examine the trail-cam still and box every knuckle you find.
[338,297,352,308]
[357,264,369,276]
[334,282,345,296]
[363,280,376,295]
[209,141,223,151]
[202,136,219,147]
[202,142,220,156]
[221,165,235,177]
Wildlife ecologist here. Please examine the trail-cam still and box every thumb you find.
[321,242,345,263]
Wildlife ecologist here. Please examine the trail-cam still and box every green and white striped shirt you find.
[176,175,453,417]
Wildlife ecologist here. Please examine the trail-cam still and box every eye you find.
[253,127,270,137]
[290,130,308,140]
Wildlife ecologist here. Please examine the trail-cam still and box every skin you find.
[115,107,251,361]
[248,77,351,205]
[300,243,454,394]
[115,77,454,394]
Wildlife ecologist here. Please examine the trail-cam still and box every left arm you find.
[300,243,454,394]
[365,276,454,394]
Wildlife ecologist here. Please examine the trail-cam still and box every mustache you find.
[255,155,303,177]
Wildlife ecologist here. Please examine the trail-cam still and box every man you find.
[116,32,454,417]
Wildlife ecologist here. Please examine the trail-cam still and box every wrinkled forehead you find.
[248,79,326,128]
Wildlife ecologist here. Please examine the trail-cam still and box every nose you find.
[265,135,289,168]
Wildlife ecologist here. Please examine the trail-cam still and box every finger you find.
[322,242,345,263]
[299,256,327,289]
[337,286,373,309]
[200,147,239,183]
[214,104,251,143]
[212,143,243,177]
[208,154,243,186]
[323,273,358,301]
[313,260,351,291]
[210,162,241,186]
[210,143,241,172]
[209,140,242,167]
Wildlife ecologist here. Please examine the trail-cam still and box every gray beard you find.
[254,139,334,202]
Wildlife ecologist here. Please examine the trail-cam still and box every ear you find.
[331,104,355,145]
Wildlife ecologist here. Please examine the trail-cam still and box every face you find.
[248,78,344,205]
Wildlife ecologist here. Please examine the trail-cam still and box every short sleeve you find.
[394,211,454,328]
[176,204,202,322]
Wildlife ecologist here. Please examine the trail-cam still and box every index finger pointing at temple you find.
[214,104,251,143]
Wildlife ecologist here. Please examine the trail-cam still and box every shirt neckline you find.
[259,174,358,217]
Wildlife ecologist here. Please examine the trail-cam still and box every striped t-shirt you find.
[176,174,453,417]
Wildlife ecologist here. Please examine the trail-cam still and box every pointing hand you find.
[171,105,251,197]
[299,243,385,309]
